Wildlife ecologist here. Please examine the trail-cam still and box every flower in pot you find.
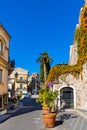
[36,86,50,114]
[36,86,58,113]
[36,86,58,128]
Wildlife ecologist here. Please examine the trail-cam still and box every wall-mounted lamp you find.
[15,72,18,78]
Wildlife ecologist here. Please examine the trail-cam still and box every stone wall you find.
[69,44,78,65]
[55,73,83,109]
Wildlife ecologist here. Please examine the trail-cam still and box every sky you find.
[0,0,84,74]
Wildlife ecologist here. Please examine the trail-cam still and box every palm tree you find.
[36,52,53,84]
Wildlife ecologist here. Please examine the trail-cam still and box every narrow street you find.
[0,97,87,130]
[0,97,43,130]
[11,97,41,117]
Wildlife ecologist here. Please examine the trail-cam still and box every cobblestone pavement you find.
[1,110,87,130]
[0,98,87,130]
[52,111,87,130]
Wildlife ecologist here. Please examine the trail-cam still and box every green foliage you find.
[36,51,53,83]
[40,63,44,82]
[74,26,83,44]
[18,92,22,99]
[46,62,51,75]
[46,5,87,83]
[47,17,87,83]
[47,64,80,84]
[36,52,53,64]
[70,103,74,108]
[74,22,87,65]
[36,86,58,109]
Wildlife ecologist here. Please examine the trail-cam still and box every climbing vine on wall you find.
[46,5,87,84]
[46,64,80,85]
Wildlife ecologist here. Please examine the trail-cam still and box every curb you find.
[7,101,23,114]
[0,101,23,123]
[0,114,11,123]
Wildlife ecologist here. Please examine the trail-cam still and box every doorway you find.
[60,87,74,108]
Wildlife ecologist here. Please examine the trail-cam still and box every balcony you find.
[16,79,28,83]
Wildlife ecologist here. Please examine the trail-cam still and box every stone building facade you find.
[53,0,87,110]
[28,73,40,93]
[0,24,10,112]
[8,67,29,93]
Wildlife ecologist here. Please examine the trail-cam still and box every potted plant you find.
[36,86,58,128]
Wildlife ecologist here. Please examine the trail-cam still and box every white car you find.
[22,93,29,99]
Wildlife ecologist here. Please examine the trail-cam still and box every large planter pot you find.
[42,107,51,114]
[42,113,56,128]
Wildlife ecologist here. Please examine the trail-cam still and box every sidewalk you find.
[0,101,23,123]
[58,108,87,120]
[0,102,87,126]
[75,108,87,119]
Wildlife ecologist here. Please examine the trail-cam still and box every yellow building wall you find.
[15,74,28,91]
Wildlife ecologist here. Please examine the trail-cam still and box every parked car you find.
[32,89,38,95]
[22,93,29,99]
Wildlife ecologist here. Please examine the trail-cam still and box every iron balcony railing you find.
[16,79,28,83]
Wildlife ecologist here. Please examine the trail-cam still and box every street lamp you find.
[15,72,18,79]
[14,72,18,95]
[13,72,19,102]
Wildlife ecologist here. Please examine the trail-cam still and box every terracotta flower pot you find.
[42,107,51,114]
[42,113,56,128]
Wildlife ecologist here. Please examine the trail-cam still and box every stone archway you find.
[58,85,76,109]
[60,87,73,108]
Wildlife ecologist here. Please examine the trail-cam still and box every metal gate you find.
[60,87,74,108]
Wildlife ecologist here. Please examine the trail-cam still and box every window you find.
[20,77,23,81]
[3,94,7,105]
[20,84,23,89]
[0,95,2,108]
[0,70,2,82]
[0,41,3,52]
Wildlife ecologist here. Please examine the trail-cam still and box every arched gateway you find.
[58,85,76,109]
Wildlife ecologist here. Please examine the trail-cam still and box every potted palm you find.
[36,86,58,128]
